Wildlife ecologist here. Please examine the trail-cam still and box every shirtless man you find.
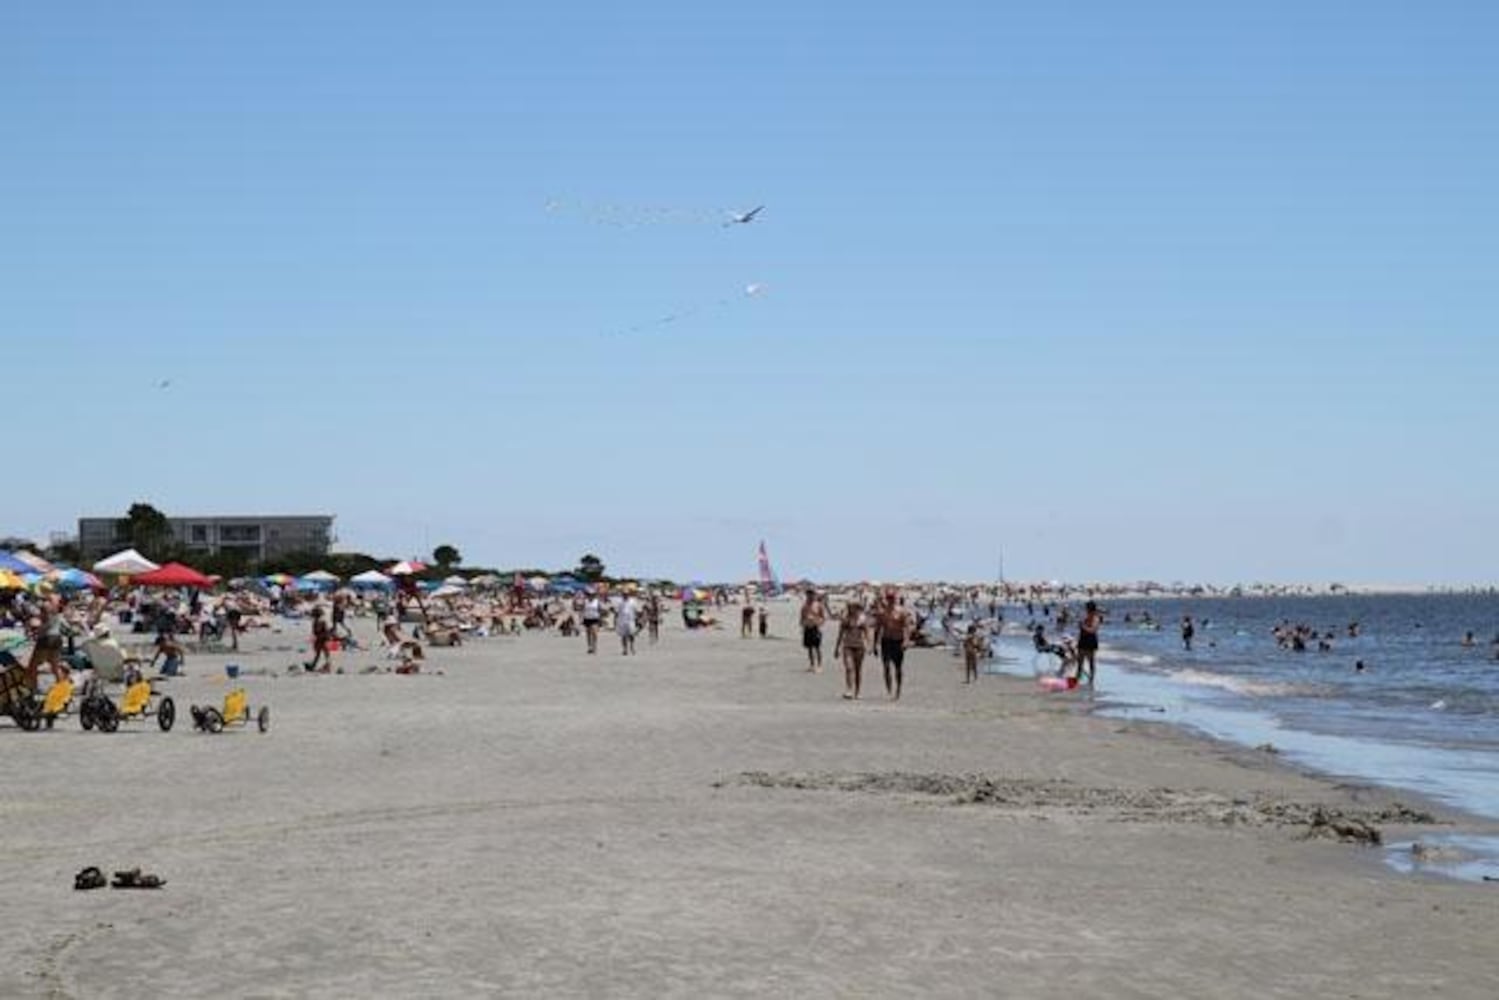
[874,589,913,700]
[1077,600,1103,686]
[799,589,829,672]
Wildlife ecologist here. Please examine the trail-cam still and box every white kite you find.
[724,205,764,227]
[610,282,769,337]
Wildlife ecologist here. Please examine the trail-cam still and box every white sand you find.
[3,607,1496,998]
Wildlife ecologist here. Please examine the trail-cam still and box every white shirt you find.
[615,597,638,634]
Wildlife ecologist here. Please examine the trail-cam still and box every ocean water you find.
[975,593,1499,880]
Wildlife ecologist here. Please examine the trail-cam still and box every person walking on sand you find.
[581,593,603,654]
[25,594,70,689]
[645,593,662,644]
[834,600,868,699]
[799,589,829,672]
[1076,600,1103,686]
[616,592,639,656]
[305,607,334,673]
[741,602,755,638]
[875,589,913,700]
[332,593,354,644]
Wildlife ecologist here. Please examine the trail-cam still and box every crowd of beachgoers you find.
[6,540,1495,723]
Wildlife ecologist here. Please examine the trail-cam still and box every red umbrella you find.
[131,562,216,589]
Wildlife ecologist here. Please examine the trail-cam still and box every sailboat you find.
[757,540,782,597]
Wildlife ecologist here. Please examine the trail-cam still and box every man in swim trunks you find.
[799,589,828,672]
[1077,600,1103,686]
[875,589,913,700]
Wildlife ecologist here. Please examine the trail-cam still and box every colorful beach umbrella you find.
[8,550,54,574]
[0,551,37,574]
[0,569,29,590]
[50,568,104,591]
[387,560,428,576]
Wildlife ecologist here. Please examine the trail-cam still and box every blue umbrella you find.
[51,568,102,591]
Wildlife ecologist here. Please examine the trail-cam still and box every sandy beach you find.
[5,607,1497,999]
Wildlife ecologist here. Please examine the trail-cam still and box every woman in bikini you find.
[834,600,868,700]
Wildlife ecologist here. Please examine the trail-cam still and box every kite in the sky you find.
[545,199,765,230]
[611,282,768,337]
[723,205,764,227]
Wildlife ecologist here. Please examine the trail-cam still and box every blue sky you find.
[4,1,1496,584]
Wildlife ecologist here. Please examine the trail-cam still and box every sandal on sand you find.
[112,868,167,889]
[74,866,106,891]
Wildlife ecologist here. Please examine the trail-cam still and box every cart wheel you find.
[158,697,176,732]
[204,707,224,734]
[15,701,40,732]
[257,706,270,733]
[80,702,96,731]
[97,704,119,733]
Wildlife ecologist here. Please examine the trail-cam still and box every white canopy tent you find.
[93,548,161,576]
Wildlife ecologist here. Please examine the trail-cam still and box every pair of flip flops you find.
[73,866,166,890]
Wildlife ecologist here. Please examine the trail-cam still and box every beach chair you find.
[80,635,145,684]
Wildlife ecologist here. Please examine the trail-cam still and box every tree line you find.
[42,503,630,585]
